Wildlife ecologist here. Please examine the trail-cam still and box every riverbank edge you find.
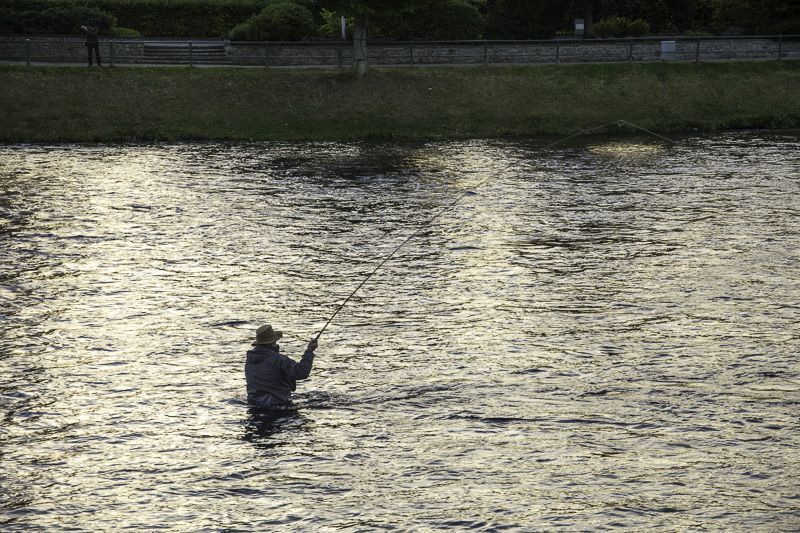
[2,61,799,142]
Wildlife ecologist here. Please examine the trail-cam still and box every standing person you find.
[245,324,318,407]
[81,25,101,66]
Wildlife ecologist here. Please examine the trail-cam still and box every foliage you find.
[593,15,628,37]
[595,0,666,31]
[318,0,417,37]
[570,0,706,34]
[0,0,265,37]
[3,0,797,39]
[318,8,352,38]
[109,25,140,36]
[666,0,714,33]
[770,17,800,35]
[683,29,713,36]
[711,0,756,34]
[709,0,800,35]
[594,16,650,37]
[626,18,649,36]
[316,0,484,39]
[405,0,484,40]
[758,0,800,33]
[580,0,800,35]
[485,0,565,39]
[230,1,316,41]
[0,6,115,35]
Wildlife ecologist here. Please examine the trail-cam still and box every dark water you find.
[1,134,799,530]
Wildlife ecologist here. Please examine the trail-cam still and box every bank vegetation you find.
[2,0,798,40]
[1,61,798,143]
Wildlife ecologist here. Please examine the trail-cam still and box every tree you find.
[578,0,597,37]
[317,0,412,73]
[320,0,486,37]
[319,0,413,33]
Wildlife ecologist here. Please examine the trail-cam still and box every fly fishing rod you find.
[314,178,491,341]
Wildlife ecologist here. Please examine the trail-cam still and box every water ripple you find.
[1,133,799,529]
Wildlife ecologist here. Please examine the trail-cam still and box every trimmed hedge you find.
[0,0,266,37]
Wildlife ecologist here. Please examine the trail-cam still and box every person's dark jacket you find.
[245,344,314,406]
[84,27,98,45]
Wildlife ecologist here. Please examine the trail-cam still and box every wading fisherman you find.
[245,324,318,407]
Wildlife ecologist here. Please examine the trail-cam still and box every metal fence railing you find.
[1,34,798,67]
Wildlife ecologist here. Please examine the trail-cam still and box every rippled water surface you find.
[1,134,799,530]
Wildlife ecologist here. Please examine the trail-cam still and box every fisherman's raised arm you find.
[281,339,317,381]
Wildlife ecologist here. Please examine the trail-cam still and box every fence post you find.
[777,34,782,60]
[26,38,31,65]
[628,38,633,62]
[695,38,700,62]
[264,42,269,67]
[337,45,343,69]
[189,41,193,67]
[409,42,414,65]
[555,40,560,64]
[483,39,488,65]
[110,41,115,67]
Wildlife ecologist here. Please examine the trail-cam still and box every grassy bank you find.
[1,62,799,142]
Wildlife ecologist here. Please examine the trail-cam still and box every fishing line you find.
[314,176,492,341]
[313,118,677,341]
[542,119,677,150]
[542,120,622,150]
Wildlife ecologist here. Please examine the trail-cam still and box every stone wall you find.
[1,36,797,67]
[227,42,350,66]
[230,37,798,67]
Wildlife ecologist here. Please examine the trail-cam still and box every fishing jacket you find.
[245,344,314,406]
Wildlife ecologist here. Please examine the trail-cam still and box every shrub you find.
[594,16,629,38]
[110,26,140,37]
[626,19,650,37]
[0,0,265,38]
[230,1,315,41]
[593,17,651,38]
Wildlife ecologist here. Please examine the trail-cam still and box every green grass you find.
[2,61,799,142]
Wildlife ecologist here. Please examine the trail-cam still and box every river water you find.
[1,133,798,530]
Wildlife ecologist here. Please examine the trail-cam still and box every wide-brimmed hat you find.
[253,324,282,346]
